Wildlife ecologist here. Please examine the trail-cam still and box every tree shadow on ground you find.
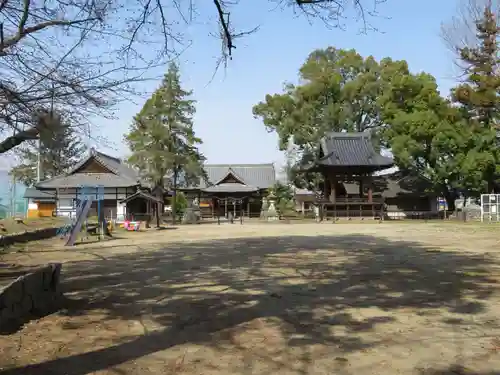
[418,365,500,375]
[1,234,498,375]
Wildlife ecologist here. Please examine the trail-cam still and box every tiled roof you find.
[373,172,435,198]
[196,164,276,189]
[294,188,315,196]
[318,132,394,168]
[36,148,142,189]
[23,187,56,200]
[36,173,140,188]
[119,190,163,204]
[201,183,259,193]
[342,172,435,198]
[92,151,142,182]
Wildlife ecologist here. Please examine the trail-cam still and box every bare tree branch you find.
[441,0,500,76]
[0,0,155,153]
[0,0,386,154]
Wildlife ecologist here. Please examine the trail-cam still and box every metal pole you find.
[480,194,484,223]
[9,175,14,217]
[36,138,41,183]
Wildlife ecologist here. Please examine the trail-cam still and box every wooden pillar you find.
[75,188,78,220]
[329,175,336,203]
[368,185,373,203]
[359,177,365,218]
[322,171,331,200]
[301,200,305,215]
[329,175,336,220]
[247,199,250,217]
[224,198,227,217]
[55,188,59,216]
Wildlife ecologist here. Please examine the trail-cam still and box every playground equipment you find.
[65,185,111,246]
[123,220,141,231]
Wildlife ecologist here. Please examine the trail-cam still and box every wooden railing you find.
[315,196,384,205]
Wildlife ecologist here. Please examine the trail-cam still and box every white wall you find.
[116,202,126,222]
[57,198,75,218]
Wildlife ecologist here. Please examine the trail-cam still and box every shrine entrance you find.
[213,196,246,218]
[212,197,245,224]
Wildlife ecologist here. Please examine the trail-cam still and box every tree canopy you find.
[253,48,392,151]
[252,48,406,190]
[9,110,85,186]
[384,2,500,197]
[254,42,500,201]
[379,70,496,200]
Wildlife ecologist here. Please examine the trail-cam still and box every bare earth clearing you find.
[0,223,500,375]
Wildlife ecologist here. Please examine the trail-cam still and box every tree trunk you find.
[172,169,178,225]
[443,190,456,212]
[154,183,163,228]
[155,203,160,228]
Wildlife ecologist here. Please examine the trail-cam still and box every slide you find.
[65,198,93,246]
[75,199,84,218]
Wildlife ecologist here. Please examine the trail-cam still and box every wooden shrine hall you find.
[305,132,394,220]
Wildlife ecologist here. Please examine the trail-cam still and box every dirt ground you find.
[0,222,500,375]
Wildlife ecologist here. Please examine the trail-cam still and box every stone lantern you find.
[266,191,279,221]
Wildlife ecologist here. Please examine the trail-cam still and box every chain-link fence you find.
[0,172,27,218]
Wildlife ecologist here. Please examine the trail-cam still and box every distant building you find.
[24,148,160,221]
[180,163,276,218]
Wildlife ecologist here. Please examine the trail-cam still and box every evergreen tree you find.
[10,110,85,186]
[453,2,500,127]
[452,2,500,192]
[380,71,495,207]
[125,62,205,226]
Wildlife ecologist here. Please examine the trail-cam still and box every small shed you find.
[119,189,164,222]
[23,187,56,218]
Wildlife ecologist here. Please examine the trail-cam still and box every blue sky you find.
[0,0,462,171]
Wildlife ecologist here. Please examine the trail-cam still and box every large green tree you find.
[252,48,406,191]
[379,70,496,207]
[10,110,85,186]
[253,45,498,204]
[253,48,391,150]
[125,62,206,226]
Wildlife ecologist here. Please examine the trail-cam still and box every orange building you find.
[24,188,56,218]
